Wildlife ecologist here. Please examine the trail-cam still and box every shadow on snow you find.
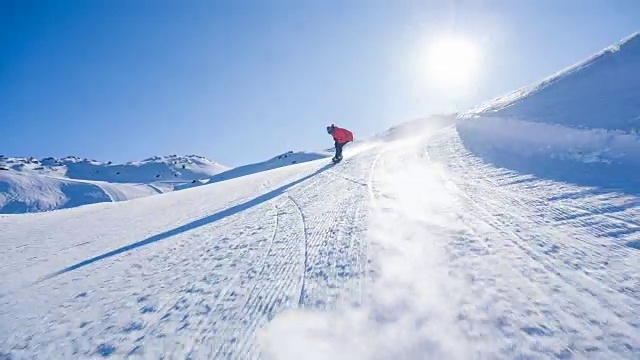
[39,164,333,282]
[457,126,640,197]
[455,123,640,249]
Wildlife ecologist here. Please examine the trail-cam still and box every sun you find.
[425,36,479,89]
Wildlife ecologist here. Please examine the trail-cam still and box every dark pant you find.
[334,142,346,159]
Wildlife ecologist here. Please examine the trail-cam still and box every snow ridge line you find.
[47,175,117,202]
[231,198,302,358]
[340,175,367,187]
[230,202,281,356]
[211,177,320,358]
[232,174,337,357]
[138,185,284,357]
[228,173,337,357]
[368,153,383,208]
[363,151,383,299]
[287,163,372,310]
[286,194,309,307]
[243,202,279,306]
[146,184,164,194]
[231,164,371,356]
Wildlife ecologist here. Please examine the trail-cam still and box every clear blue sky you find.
[1,0,638,166]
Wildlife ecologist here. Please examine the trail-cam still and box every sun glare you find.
[425,36,479,89]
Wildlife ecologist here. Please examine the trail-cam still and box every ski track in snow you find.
[1,125,639,359]
[260,126,639,360]
[0,151,375,359]
[423,127,640,357]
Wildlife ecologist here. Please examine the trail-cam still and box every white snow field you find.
[1,33,639,359]
[176,150,334,191]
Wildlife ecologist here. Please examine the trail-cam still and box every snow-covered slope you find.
[2,123,638,358]
[176,150,333,190]
[1,33,639,359]
[199,139,417,190]
[211,150,332,182]
[459,32,640,196]
[0,154,227,213]
[467,32,640,133]
[0,171,112,213]
[0,148,340,213]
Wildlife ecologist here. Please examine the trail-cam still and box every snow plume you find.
[376,114,457,142]
[260,137,473,360]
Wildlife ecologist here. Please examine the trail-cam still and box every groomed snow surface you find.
[2,121,639,358]
[2,33,639,359]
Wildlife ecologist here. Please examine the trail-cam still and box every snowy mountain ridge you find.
[0,153,229,214]
[458,31,640,197]
[466,31,640,134]
[0,153,228,183]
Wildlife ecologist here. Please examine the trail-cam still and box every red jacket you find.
[331,126,354,144]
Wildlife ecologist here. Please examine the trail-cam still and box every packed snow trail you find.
[1,125,639,359]
[261,126,639,359]
[424,128,639,357]
[0,148,375,358]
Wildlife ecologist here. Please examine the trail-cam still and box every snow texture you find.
[170,151,336,192]
[0,171,112,213]
[466,32,640,133]
[1,32,639,359]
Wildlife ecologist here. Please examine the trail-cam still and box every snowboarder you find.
[326,124,353,163]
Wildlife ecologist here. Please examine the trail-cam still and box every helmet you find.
[326,124,335,134]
